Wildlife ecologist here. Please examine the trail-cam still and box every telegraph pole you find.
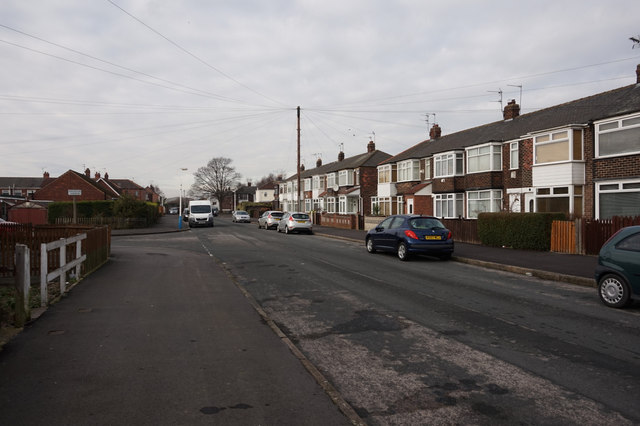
[297,106,302,211]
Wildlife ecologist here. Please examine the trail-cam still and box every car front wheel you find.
[366,238,376,253]
[397,242,410,261]
[598,274,631,308]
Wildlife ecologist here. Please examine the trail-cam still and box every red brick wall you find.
[412,195,433,215]
[359,167,378,215]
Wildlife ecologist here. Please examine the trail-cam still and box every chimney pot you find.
[367,140,376,152]
[43,171,50,179]
[429,124,442,140]
[95,172,101,180]
[316,158,322,168]
[338,151,345,161]
[503,99,520,120]
[85,168,90,177]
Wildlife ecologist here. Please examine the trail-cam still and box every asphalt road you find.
[2,216,639,425]
[0,227,349,425]
[202,216,640,425]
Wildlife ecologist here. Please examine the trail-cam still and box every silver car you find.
[258,211,284,229]
[232,210,251,223]
[277,212,313,234]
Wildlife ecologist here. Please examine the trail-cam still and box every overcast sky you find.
[2,1,640,198]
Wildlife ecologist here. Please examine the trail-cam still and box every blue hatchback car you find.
[595,225,640,308]
[366,215,454,261]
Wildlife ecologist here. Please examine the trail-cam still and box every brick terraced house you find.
[375,64,640,220]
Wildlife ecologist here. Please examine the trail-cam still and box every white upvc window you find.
[510,142,519,169]
[397,160,420,182]
[535,185,583,217]
[327,173,337,189]
[338,196,347,214]
[327,197,336,213]
[434,193,464,218]
[466,144,502,174]
[424,157,432,180]
[596,179,640,219]
[434,152,464,178]
[534,129,583,165]
[378,165,392,183]
[397,196,404,214]
[304,198,312,212]
[596,113,640,158]
[304,178,311,191]
[338,169,354,186]
[467,190,503,219]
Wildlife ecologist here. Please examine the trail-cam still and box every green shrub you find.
[477,212,566,251]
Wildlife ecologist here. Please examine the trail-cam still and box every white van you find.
[188,200,214,227]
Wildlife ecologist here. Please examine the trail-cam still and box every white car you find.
[232,210,251,223]
[277,212,313,234]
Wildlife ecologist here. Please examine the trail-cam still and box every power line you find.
[106,0,287,108]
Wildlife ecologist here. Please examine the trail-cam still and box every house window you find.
[378,165,391,183]
[313,175,325,190]
[466,144,502,174]
[338,170,354,186]
[467,190,502,219]
[397,196,404,214]
[535,185,583,216]
[534,129,582,164]
[597,179,640,219]
[338,196,346,213]
[371,196,391,216]
[327,197,336,213]
[397,160,420,182]
[510,142,519,169]
[313,198,323,211]
[304,199,312,212]
[424,158,431,180]
[434,193,464,218]
[434,152,463,178]
[1,189,10,195]
[304,178,311,191]
[596,113,640,158]
[327,173,337,189]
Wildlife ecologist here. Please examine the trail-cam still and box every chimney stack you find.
[429,124,442,140]
[85,168,90,178]
[43,171,50,179]
[367,140,376,152]
[300,164,305,172]
[338,151,345,161]
[105,172,109,179]
[503,99,520,120]
[95,172,101,180]
[316,158,322,168]
[636,64,640,84]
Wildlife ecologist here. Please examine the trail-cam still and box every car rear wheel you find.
[285,226,290,234]
[397,242,410,261]
[366,238,376,253]
[598,274,631,308]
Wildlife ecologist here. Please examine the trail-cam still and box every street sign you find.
[68,189,82,196]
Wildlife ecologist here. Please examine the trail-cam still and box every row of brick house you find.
[278,64,640,228]
[0,168,161,222]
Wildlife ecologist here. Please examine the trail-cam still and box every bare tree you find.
[189,157,241,203]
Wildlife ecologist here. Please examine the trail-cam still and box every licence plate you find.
[297,220,306,223]
[425,235,441,240]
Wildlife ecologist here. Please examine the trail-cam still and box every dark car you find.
[366,215,454,261]
[595,225,640,308]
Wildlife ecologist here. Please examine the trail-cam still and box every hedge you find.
[48,196,160,227]
[477,212,566,251]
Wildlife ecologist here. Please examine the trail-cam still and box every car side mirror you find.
[376,226,384,232]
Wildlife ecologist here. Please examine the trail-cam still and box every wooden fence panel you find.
[583,216,640,255]
[441,219,480,244]
[551,220,576,254]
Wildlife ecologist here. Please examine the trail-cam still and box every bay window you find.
[434,152,464,177]
[467,190,502,219]
[397,160,420,182]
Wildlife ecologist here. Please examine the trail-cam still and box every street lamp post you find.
[178,168,188,229]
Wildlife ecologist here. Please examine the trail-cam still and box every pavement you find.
[116,214,598,287]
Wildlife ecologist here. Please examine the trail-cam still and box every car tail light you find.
[404,230,419,240]
[268,214,272,219]
[447,231,452,240]
[289,216,294,221]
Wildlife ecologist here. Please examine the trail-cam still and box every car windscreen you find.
[191,205,211,213]
[410,217,444,230]
[236,211,248,215]
[292,213,309,219]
